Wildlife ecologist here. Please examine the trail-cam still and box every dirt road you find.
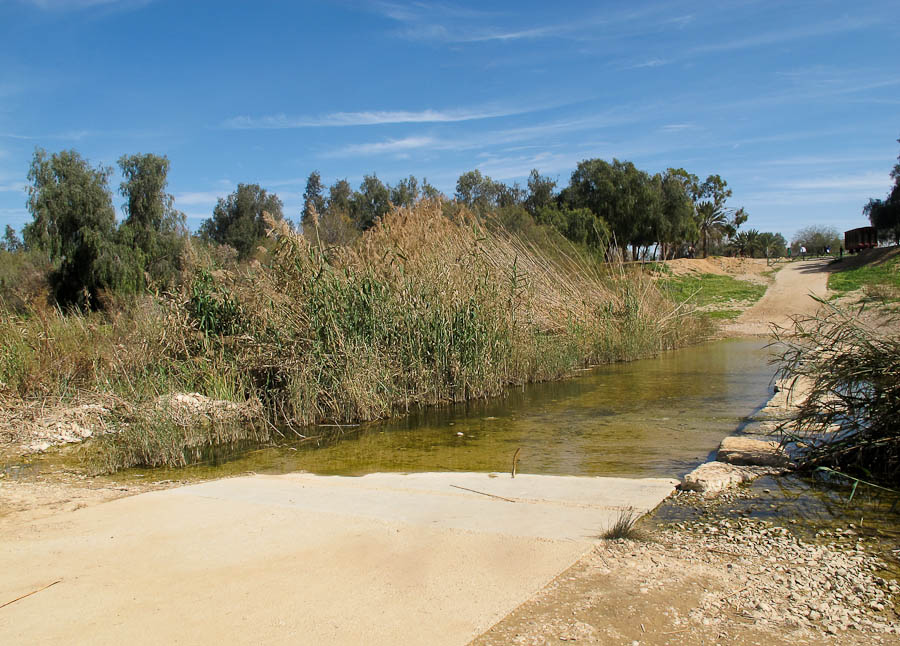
[727,258,831,335]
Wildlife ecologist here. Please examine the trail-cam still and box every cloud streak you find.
[222,106,535,130]
[19,0,152,10]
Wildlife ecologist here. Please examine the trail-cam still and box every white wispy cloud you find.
[777,172,890,192]
[20,0,152,10]
[691,16,877,55]
[222,106,532,130]
[335,136,436,156]
[660,123,696,132]
[762,154,891,167]
[630,58,670,69]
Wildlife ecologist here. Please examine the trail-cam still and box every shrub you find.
[773,299,900,486]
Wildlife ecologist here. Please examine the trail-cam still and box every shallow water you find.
[126,338,777,481]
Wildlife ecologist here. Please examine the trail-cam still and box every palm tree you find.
[728,229,761,257]
[696,201,727,258]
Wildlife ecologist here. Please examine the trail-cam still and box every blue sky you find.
[1,0,898,242]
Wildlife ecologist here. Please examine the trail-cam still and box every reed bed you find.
[1,200,709,471]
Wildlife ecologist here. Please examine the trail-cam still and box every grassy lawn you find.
[828,251,900,301]
[661,273,767,310]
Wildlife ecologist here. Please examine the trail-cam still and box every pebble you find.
[659,516,898,636]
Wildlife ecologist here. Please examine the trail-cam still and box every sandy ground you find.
[0,472,677,645]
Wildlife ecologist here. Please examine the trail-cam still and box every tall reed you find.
[1,200,709,470]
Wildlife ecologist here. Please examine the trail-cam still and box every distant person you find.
[787,247,792,260]
[688,244,695,259]
[800,245,807,259]
[840,246,844,259]
[826,246,831,255]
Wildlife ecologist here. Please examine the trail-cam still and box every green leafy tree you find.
[567,158,650,257]
[524,169,556,217]
[658,170,696,259]
[728,229,760,257]
[2,225,22,252]
[757,232,787,258]
[350,174,391,230]
[302,171,327,231]
[200,184,284,259]
[327,179,353,215]
[792,225,842,256]
[390,175,420,207]
[24,148,136,308]
[118,153,186,286]
[420,179,442,201]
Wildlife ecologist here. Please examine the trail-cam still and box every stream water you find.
[113,336,895,556]
[151,338,776,479]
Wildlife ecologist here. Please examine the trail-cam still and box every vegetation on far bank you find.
[1,200,711,472]
[828,248,900,303]
[661,273,767,313]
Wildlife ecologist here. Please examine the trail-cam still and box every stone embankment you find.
[680,377,808,497]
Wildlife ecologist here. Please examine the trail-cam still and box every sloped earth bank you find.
[471,257,899,645]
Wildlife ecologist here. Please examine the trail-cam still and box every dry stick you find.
[450,484,517,503]
[511,447,521,479]
[0,580,61,610]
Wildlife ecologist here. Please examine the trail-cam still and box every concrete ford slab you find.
[0,472,678,645]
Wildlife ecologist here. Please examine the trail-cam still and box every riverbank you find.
[0,203,708,472]
[2,251,897,645]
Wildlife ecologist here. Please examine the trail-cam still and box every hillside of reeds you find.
[0,201,710,471]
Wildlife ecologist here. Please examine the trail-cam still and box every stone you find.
[680,462,762,497]
[717,436,793,468]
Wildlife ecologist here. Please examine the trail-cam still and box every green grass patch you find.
[828,253,900,301]
[702,309,742,320]
[661,273,766,308]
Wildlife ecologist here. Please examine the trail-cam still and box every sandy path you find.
[727,259,830,335]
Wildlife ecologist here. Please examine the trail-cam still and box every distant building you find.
[844,226,877,253]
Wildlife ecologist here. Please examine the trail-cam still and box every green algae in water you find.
[112,338,776,481]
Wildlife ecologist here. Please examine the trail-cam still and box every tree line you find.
[5,147,789,310]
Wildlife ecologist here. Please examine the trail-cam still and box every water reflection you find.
[138,338,777,480]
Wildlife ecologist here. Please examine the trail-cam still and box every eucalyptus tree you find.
[2,225,22,252]
[24,148,135,307]
[302,171,327,229]
[350,174,391,230]
[657,170,697,259]
[390,175,420,207]
[567,158,651,257]
[524,169,557,217]
[118,153,186,285]
[200,184,284,259]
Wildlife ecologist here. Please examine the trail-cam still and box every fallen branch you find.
[0,580,62,610]
[450,484,517,503]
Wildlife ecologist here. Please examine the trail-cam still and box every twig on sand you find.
[450,484,517,503]
[0,580,62,610]
[511,447,521,478]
